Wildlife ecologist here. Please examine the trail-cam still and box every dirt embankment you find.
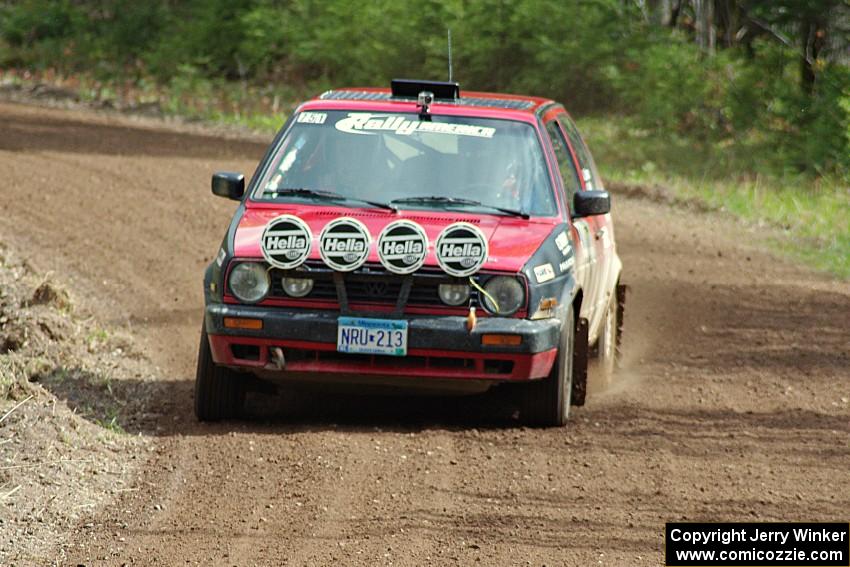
[0,100,848,566]
[0,242,160,565]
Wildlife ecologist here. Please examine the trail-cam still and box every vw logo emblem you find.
[365,281,388,297]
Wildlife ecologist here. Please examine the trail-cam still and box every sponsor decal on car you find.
[533,263,556,283]
[319,217,371,272]
[435,223,488,277]
[582,168,594,190]
[377,220,429,275]
[260,214,312,270]
[296,111,327,124]
[559,257,575,273]
[555,231,570,256]
[573,219,595,263]
[335,113,495,138]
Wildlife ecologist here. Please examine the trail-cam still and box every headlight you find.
[481,276,525,316]
[282,276,314,298]
[438,283,471,306]
[228,262,270,303]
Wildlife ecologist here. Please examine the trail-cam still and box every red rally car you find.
[197,79,625,427]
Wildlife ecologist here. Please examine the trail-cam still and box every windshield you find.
[253,110,557,217]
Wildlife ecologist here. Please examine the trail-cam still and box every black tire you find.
[195,324,246,422]
[597,295,619,386]
[521,306,575,427]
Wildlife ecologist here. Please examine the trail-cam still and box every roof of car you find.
[315,87,554,114]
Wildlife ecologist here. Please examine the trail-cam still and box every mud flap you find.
[616,283,628,360]
[570,317,589,406]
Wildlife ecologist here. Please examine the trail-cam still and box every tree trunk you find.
[694,0,716,54]
[647,0,673,26]
[716,0,741,48]
[800,14,826,95]
[824,3,850,66]
[669,0,682,28]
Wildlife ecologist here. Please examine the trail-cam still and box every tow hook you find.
[269,347,285,370]
[466,306,477,332]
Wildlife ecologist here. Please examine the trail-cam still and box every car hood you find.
[233,205,558,273]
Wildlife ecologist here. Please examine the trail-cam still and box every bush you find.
[0,0,847,180]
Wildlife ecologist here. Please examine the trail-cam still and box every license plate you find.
[337,317,408,356]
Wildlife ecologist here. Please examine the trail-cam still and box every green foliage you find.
[438,0,628,112]
[581,115,850,278]
[0,0,847,180]
[0,0,165,77]
[606,37,730,135]
[144,0,254,80]
[0,0,81,69]
[803,64,850,177]
[607,31,850,179]
[721,40,850,178]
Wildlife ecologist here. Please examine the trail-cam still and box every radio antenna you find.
[447,28,453,83]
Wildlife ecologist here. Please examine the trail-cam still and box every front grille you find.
[269,262,477,308]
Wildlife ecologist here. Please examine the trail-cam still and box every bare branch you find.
[0,395,34,425]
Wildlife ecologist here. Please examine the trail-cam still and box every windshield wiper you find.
[389,196,529,219]
[264,187,395,212]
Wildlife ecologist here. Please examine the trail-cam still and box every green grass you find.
[85,327,109,343]
[579,117,850,279]
[95,408,125,434]
[1,69,291,134]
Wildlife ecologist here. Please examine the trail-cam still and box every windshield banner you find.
[335,113,496,138]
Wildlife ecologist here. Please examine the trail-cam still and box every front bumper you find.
[205,303,561,381]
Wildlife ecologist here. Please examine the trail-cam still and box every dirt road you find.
[1,101,848,566]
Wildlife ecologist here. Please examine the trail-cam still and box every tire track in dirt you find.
[1,101,848,566]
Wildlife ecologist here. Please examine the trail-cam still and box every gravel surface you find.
[0,100,847,566]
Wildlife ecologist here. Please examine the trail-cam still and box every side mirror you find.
[212,172,245,200]
[574,190,610,217]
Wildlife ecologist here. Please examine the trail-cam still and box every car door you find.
[558,116,614,338]
[542,116,598,324]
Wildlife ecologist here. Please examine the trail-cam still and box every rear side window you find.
[545,121,581,215]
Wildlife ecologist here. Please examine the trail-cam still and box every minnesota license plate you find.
[337,317,408,356]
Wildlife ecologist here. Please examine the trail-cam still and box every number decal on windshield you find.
[297,112,327,124]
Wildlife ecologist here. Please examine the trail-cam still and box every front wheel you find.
[521,306,575,427]
[195,323,246,421]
